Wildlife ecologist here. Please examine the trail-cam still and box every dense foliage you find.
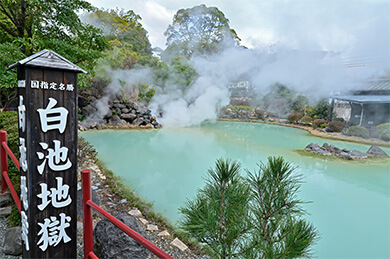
[327,121,345,132]
[312,98,331,120]
[163,4,240,59]
[299,115,313,125]
[78,8,167,105]
[287,112,303,124]
[312,119,326,129]
[0,43,25,108]
[87,8,154,70]
[290,95,310,115]
[346,126,369,139]
[0,0,108,107]
[180,157,317,258]
[376,123,390,141]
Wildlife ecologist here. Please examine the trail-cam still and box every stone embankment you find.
[80,99,161,130]
[305,143,389,159]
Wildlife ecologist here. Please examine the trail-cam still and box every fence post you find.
[0,131,8,194]
[82,170,94,259]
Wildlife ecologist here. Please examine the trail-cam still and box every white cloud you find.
[136,1,175,48]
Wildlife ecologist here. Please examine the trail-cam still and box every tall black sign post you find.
[9,50,86,258]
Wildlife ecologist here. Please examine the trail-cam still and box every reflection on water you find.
[81,121,390,258]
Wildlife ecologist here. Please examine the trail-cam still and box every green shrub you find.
[287,112,302,124]
[320,123,328,128]
[179,157,318,258]
[328,121,345,132]
[376,123,390,141]
[346,126,369,139]
[254,107,265,120]
[312,119,326,129]
[299,115,312,125]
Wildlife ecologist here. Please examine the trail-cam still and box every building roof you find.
[8,49,87,73]
[364,79,390,91]
[332,95,390,104]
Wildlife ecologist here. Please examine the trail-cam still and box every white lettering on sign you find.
[66,84,74,91]
[37,98,68,134]
[36,140,72,174]
[49,82,57,90]
[18,96,26,132]
[37,177,71,211]
[37,213,71,251]
[20,176,28,210]
[19,138,28,172]
[21,211,30,251]
[18,80,26,88]
[30,80,74,91]
[31,80,39,89]
[40,81,49,89]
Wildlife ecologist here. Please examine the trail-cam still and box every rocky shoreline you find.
[304,143,389,159]
[80,99,162,130]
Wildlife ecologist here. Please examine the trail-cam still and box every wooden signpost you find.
[9,50,86,258]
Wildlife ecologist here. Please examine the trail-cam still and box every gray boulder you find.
[110,115,121,124]
[121,108,130,114]
[0,206,12,218]
[305,143,320,150]
[347,150,368,159]
[120,113,137,123]
[3,227,22,255]
[338,152,352,159]
[315,149,332,156]
[367,146,389,157]
[94,214,150,259]
[0,193,11,207]
[305,143,332,156]
[83,105,97,116]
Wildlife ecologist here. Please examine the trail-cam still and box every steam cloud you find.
[82,2,389,128]
[150,41,387,127]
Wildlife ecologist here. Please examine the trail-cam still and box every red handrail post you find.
[0,130,8,194]
[82,170,94,259]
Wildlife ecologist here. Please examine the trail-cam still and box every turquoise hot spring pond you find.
[81,121,390,258]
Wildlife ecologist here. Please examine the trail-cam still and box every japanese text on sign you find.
[31,80,74,91]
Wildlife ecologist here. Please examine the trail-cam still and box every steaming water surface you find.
[81,121,390,258]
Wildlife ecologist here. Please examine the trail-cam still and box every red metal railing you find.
[81,169,174,259]
[0,130,21,212]
[0,130,173,258]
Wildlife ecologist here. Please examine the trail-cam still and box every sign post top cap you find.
[8,49,87,74]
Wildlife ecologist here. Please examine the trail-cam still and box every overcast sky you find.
[87,0,389,67]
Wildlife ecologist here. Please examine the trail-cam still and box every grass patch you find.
[295,149,341,161]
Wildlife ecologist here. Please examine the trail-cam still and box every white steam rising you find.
[81,2,389,128]
[150,44,365,127]
[83,67,153,125]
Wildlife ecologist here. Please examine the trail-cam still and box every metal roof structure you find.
[331,95,390,104]
[364,79,390,91]
[8,49,87,73]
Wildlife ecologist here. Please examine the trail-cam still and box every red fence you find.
[0,130,173,259]
[0,130,21,212]
[81,169,173,259]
